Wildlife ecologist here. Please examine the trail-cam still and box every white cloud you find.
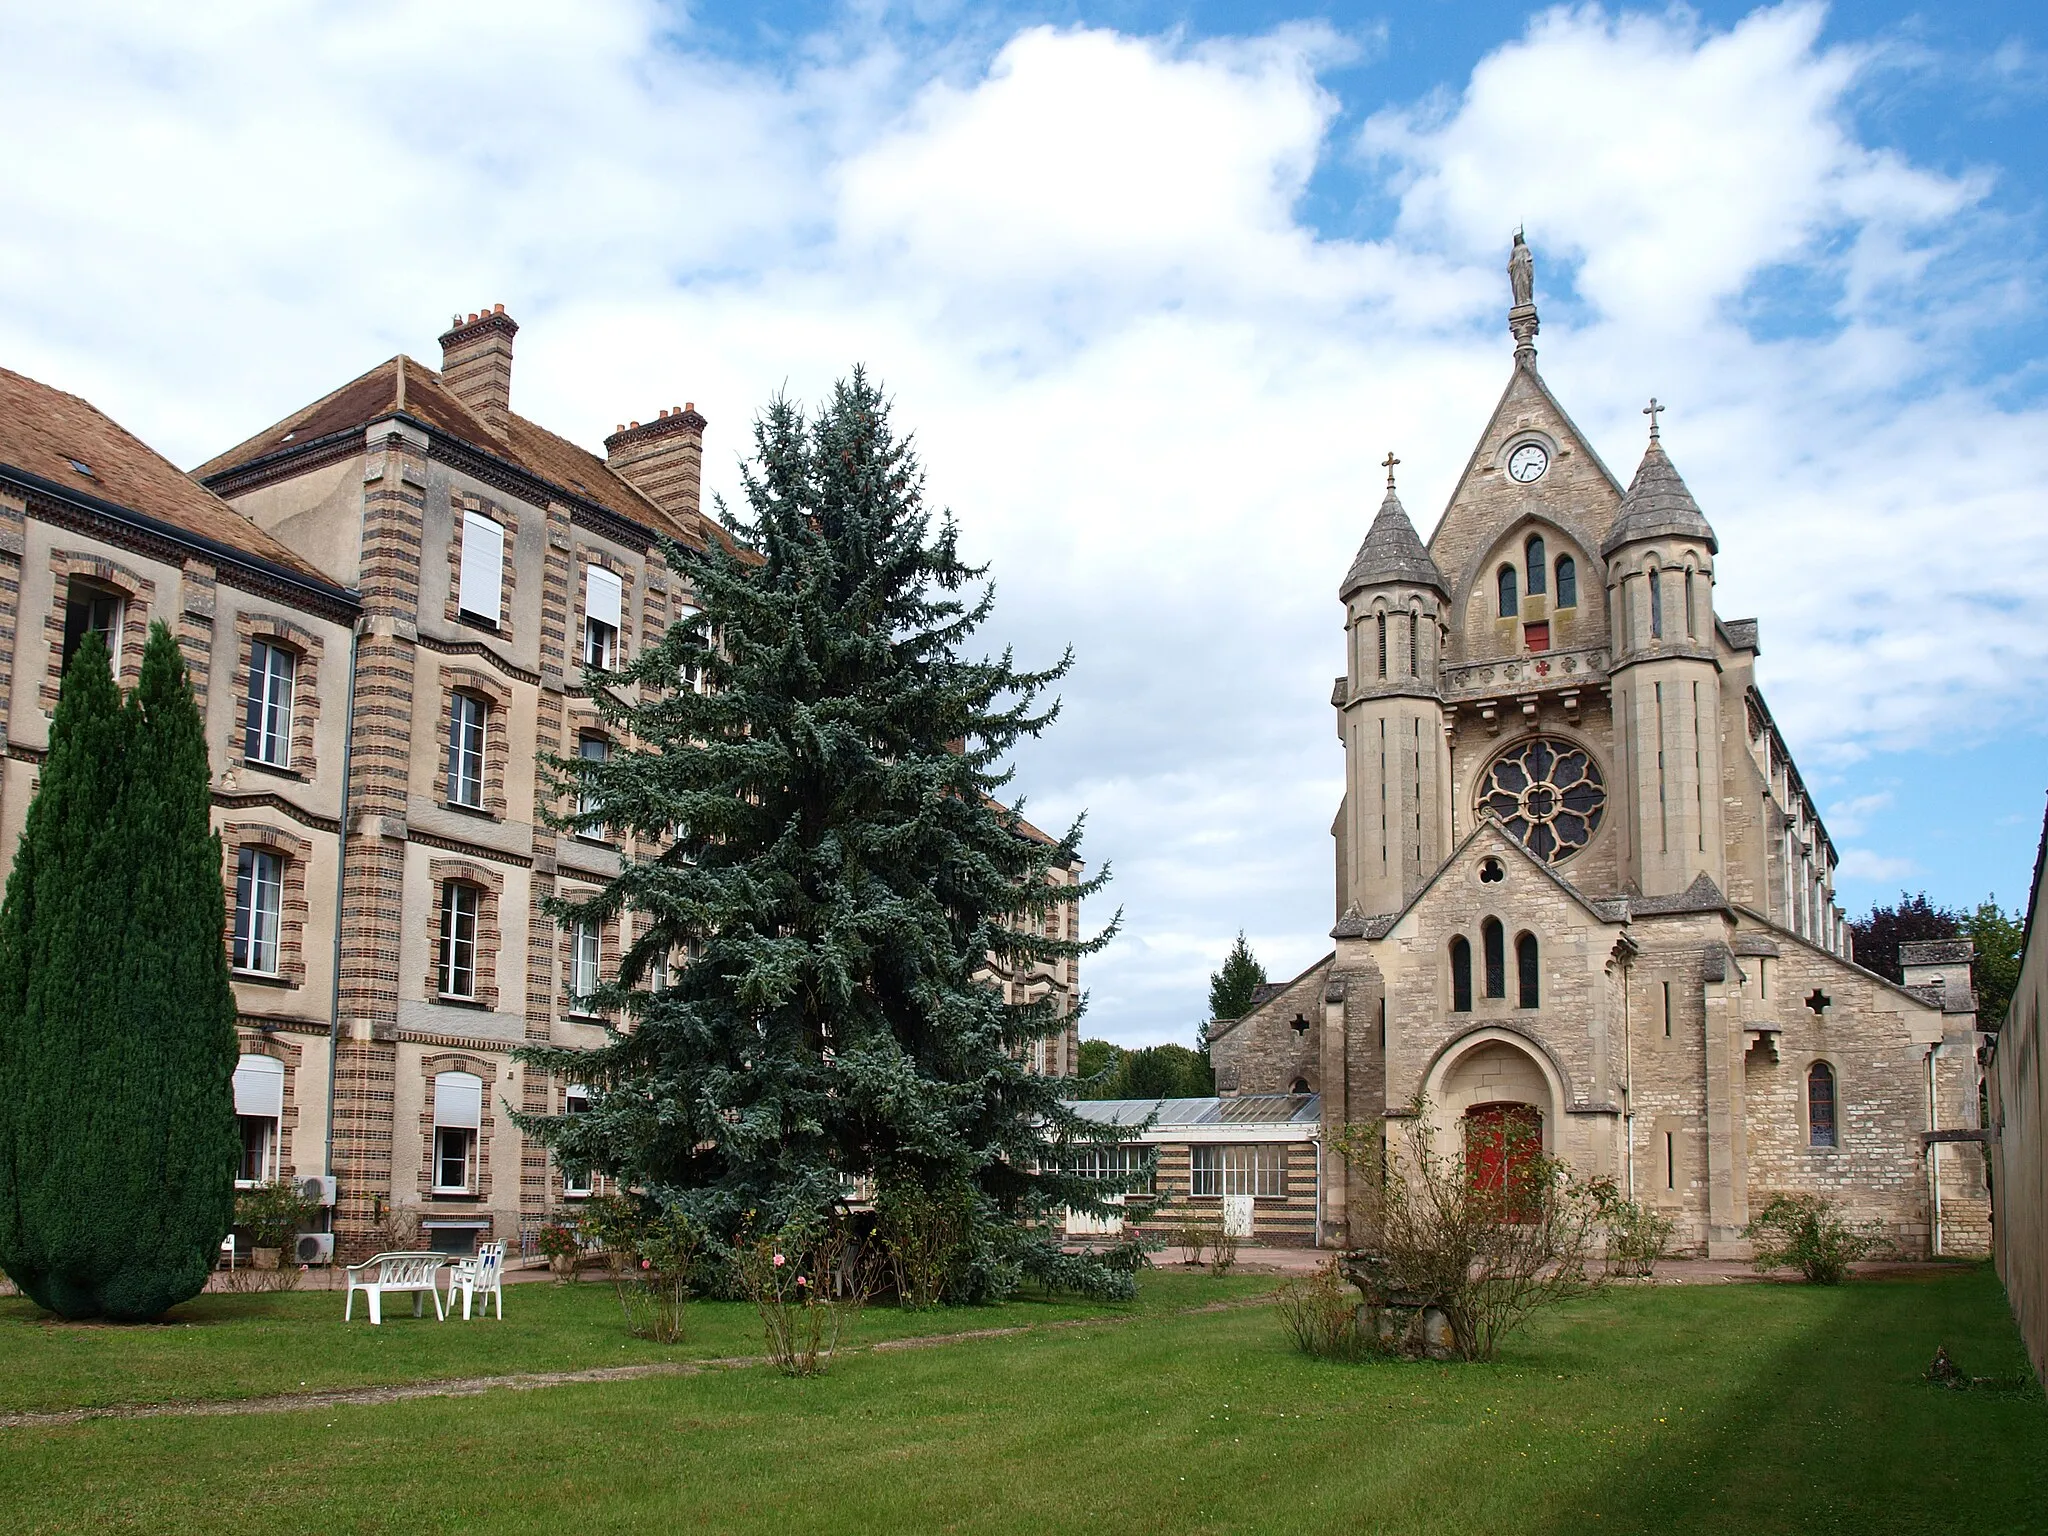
[1824,791,1893,840]
[1837,848,1918,883]
[0,2,2037,1043]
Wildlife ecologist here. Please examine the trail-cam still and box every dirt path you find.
[0,1294,1276,1431]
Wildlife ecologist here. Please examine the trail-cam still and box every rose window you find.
[1478,738,1605,863]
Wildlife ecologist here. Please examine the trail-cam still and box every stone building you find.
[1211,239,1988,1259]
[1,306,1081,1264]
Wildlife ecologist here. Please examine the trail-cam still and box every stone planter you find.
[251,1247,281,1271]
[548,1253,577,1282]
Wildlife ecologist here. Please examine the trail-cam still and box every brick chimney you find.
[604,404,707,524]
[437,304,518,438]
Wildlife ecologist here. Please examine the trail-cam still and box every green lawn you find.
[1,1266,2042,1534]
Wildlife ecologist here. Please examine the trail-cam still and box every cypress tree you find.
[518,372,1124,1296]
[0,624,238,1319]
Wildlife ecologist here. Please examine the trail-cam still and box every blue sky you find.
[1,1,2043,1043]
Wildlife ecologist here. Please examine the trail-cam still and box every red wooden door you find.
[1465,1102,1543,1220]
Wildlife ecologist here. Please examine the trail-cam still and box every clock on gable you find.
[1507,443,1549,483]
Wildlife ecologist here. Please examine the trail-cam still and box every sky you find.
[2,0,2043,1046]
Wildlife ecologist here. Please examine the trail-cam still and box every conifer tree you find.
[518,373,1122,1296]
[1208,931,1267,1023]
[0,625,239,1319]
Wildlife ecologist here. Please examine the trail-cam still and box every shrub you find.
[1208,1223,1240,1277]
[1744,1192,1890,1284]
[1333,1094,1606,1363]
[1275,1263,1374,1361]
[1014,1236,1138,1301]
[729,1213,875,1376]
[876,1181,975,1310]
[1601,1196,1676,1278]
[234,1180,320,1255]
[1171,1216,1208,1268]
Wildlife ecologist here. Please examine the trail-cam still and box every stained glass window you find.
[1478,738,1607,863]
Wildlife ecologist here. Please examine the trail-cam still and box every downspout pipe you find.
[323,623,361,1183]
[1926,1043,1943,1258]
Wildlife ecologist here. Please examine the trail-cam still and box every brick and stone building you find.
[1211,238,1989,1259]
[1,307,1081,1265]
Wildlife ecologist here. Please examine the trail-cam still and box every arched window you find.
[1807,1062,1837,1148]
[1516,932,1539,1008]
[1684,568,1697,638]
[1376,611,1386,678]
[1649,568,1664,639]
[1525,535,1547,596]
[1555,555,1577,609]
[1408,609,1421,675]
[1482,918,1505,999]
[1450,936,1473,1012]
[1497,565,1518,618]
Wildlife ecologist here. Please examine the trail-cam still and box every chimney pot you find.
[629,420,640,429]
[685,402,694,412]
[493,303,504,314]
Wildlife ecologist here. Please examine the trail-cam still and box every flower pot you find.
[251,1247,281,1271]
[549,1253,577,1281]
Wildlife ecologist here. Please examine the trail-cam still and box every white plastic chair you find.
[219,1235,237,1271]
[443,1241,504,1320]
[344,1252,448,1324]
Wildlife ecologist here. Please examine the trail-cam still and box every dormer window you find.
[1525,535,1546,596]
[1497,565,1518,618]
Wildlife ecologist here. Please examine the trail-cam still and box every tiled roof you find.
[1340,484,1448,599]
[1600,440,1717,557]
[193,357,724,553]
[0,364,344,589]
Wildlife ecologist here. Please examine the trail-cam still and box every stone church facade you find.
[1212,240,1989,1259]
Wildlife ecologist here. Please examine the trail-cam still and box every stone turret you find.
[1335,462,1452,920]
[1602,404,1724,897]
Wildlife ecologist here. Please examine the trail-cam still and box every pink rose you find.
[772,1253,786,1267]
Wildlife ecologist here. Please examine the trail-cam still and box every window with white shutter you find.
[458,513,505,626]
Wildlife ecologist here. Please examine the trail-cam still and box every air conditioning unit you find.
[295,1232,335,1265]
[294,1175,338,1206]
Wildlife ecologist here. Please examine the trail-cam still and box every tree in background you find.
[0,626,238,1319]
[1207,931,1267,1023]
[517,372,1125,1301]
[1849,892,1958,983]
[1962,898,2024,1030]
[1070,1042,1212,1100]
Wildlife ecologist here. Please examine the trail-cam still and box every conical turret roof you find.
[1600,439,1717,557]
[1341,483,1448,599]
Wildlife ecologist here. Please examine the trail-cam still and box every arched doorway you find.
[1464,1101,1543,1221]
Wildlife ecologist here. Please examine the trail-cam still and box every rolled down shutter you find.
[586,566,622,630]
[459,513,504,623]
[233,1055,285,1119]
[434,1070,484,1130]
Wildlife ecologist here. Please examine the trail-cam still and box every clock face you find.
[1508,443,1549,482]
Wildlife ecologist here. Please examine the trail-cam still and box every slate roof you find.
[194,357,725,553]
[0,365,347,591]
[1340,484,1448,599]
[1600,440,1718,557]
[1625,871,1733,918]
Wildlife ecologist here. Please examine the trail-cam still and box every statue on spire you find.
[1507,229,1539,361]
[1508,228,1535,308]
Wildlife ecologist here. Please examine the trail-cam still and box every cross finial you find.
[1382,451,1400,490]
[1644,397,1666,443]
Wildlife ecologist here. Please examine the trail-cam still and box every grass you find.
[1,1265,2042,1534]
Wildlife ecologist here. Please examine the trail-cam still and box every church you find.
[1210,237,1989,1260]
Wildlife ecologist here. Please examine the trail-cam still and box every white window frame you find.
[569,922,601,1012]
[243,638,296,768]
[1191,1144,1286,1198]
[438,881,480,1000]
[457,511,505,626]
[576,733,609,840]
[431,1070,484,1194]
[232,1054,286,1187]
[61,580,124,678]
[561,1085,593,1196]
[447,692,486,809]
[232,847,284,976]
[584,565,622,670]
